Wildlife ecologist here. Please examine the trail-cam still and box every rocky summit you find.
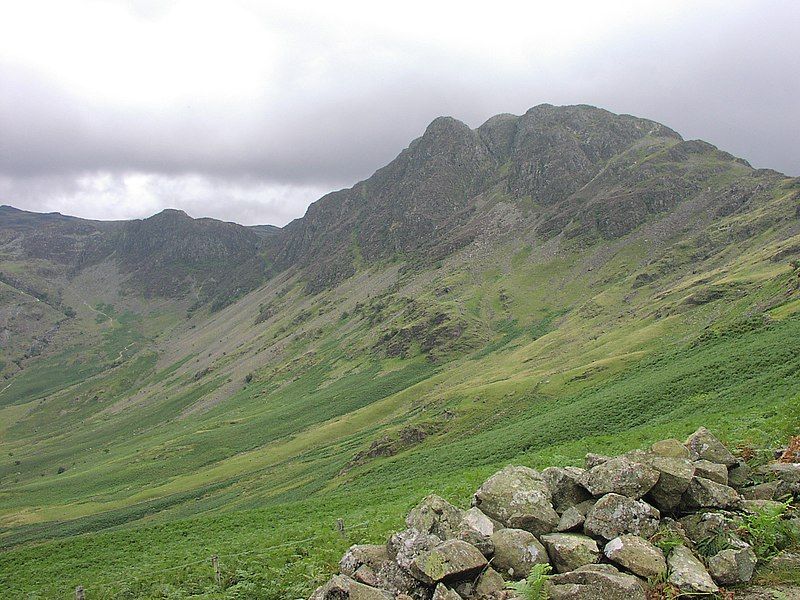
[313,428,799,600]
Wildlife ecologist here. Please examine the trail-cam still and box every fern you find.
[506,564,552,600]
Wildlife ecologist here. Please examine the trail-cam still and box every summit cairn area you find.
[310,428,799,600]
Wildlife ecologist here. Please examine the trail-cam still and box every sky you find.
[1,1,798,226]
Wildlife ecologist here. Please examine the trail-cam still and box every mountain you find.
[0,105,798,598]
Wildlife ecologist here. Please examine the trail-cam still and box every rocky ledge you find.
[310,428,799,600]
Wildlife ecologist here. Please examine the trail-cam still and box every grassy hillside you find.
[1,106,799,598]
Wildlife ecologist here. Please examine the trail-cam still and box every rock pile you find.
[310,428,799,600]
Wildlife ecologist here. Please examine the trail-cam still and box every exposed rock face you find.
[667,545,719,594]
[471,466,559,535]
[581,458,659,499]
[388,529,441,571]
[490,528,548,579]
[410,540,488,585]
[708,546,757,585]
[583,494,660,539]
[685,427,737,466]
[540,533,601,573]
[603,535,667,579]
[548,564,646,600]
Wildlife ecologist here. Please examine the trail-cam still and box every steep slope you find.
[0,105,799,598]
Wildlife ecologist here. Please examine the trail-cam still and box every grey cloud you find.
[0,1,798,226]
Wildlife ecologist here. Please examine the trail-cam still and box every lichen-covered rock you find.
[740,481,780,500]
[542,466,592,513]
[454,567,505,599]
[410,539,488,585]
[682,476,742,510]
[472,466,559,535]
[728,462,752,488]
[388,529,441,571]
[693,460,728,485]
[457,507,496,557]
[490,527,548,579]
[340,545,390,578]
[556,506,585,532]
[407,495,464,539]
[651,438,696,460]
[432,584,462,600]
[708,546,757,585]
[763,463,800,497]
[581,457,659,499]
[583,493,660,539]
[310,575,394,600]
[742,499,786,514]
[603,535,666,579]
[647,456,694,511]
[374,561,433,600]
[548,564,646,600]
[540,533,601,573]
[678,511,740,545]
[584,453,611,469]
[667,545,719,594]
[685,427,736,467]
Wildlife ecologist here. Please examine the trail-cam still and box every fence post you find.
[211,554,221,585]
[75,586,85,600]
[336,518,345,537]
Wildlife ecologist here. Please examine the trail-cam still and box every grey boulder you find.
[603,535,666,579]
[682,476,742,510]
[581,457,659,499]
[310,575,394,600]
[647,456,694,512]
[410,539,488,585]
[540,533,601,573]
[490,527,549,579]
[583,493,660,539]
[685,427,736,467]
[693,460,728,485]
[708,546,757,586]
[667,545,719,594]
[407,494,464,540]
[548,564,646,600]
[472,466,559,535]
[542,466,592,513]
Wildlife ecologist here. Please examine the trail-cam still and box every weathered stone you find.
[461,507,495,537]
[770,551,800,571]
[542,466,592,513]
[667,545,719,594]
[583,493,660,539]
[472,466,559,535]
[693,460,728,485]
[685,427,736,467]
[454,567,505,599]
[603,535,667,579]
[584,453,611,469]
[740,481,780,500]
[556,506,585,532]
[310,575,394,600]
[490,528,548,579]
[541,533,601,573]
[708,546,757,585]
[728,462,752,488]
[741,499,785,514]
[388,529,441,571]
[374,561,432,600]
[548,564,646,600]
[679,511,739,545]
[764,463,800,497]
[407,494,464,539]
[682,476,742,510]
[651,438,696,460]
[647,456,694,512]
[432,584,462,600]
[340,545,390,578]
[581,457,659,499]
[410,539,488,585]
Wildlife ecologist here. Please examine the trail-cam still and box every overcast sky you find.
[1,1,798,226]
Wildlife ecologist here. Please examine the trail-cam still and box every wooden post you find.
[336,518,345,537]
[211,554,221,585]
[75,586,85,600]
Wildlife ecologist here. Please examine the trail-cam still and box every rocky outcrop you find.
[310,427,799,600]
